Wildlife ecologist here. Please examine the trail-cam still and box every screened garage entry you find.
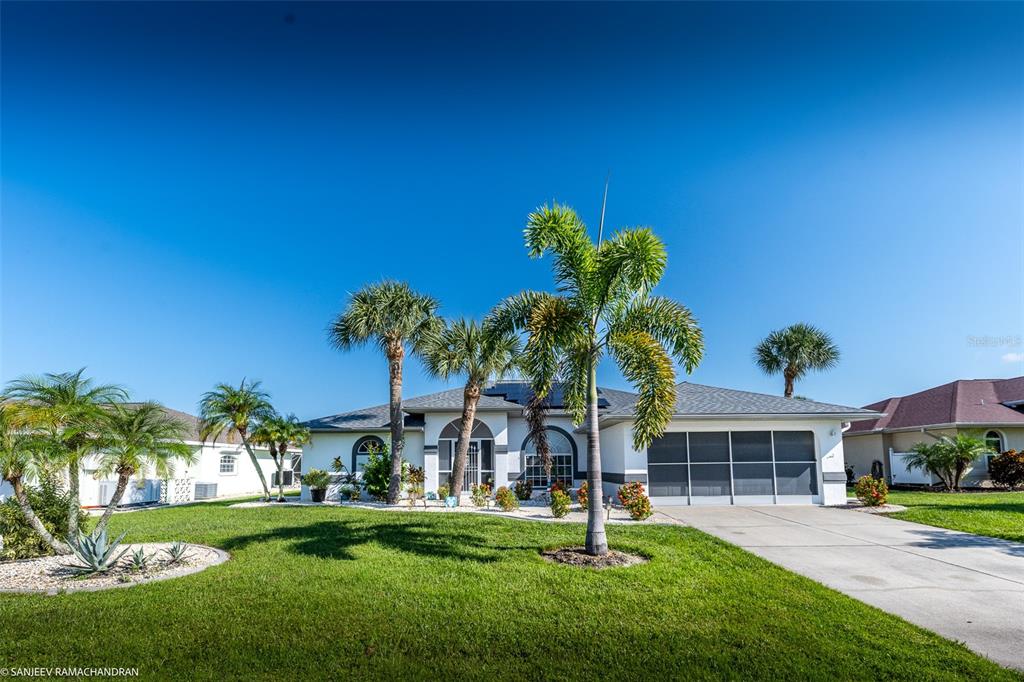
[647,431,819,505]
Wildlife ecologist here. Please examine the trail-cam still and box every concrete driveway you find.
[657,505,1024,671]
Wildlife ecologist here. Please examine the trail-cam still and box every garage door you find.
[647,431,819,505]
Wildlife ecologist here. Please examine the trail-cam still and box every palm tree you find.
[423,318,521,498]
[3,369,126,542]
[488,203,703,555]
[253,414,310,502]
[328,281,441,504]
[754,323,840,398]
[198,380,275,501]
[0,406,68,554]
[908,434,988,491]
[93,402,196,535]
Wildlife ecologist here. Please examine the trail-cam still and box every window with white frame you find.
[219,454,237,475]
[984,430,1004,454]
[524,428,574,488]
[353,436,385,473]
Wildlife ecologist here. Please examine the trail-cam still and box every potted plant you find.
[304,468,330,503]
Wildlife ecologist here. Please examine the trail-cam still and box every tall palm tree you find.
[93,402,196,535]
[423,318,521,498]
[488,203,703,556]
[3,369,126,542]
[198,380,275,501]
[0,406,69,555]
[754,323,840,398]
[328,281,441,504]
[252,414,310,502]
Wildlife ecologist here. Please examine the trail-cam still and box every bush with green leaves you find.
[853,475,888,506]
[550,489,571,518]
[494,486,518,511]
[512,480,532,501]
[576,481,589,509]
[406,466,425,505]
[989,450,1024,489]
[302,468,331,491]
[361,444,408,501]
[437,484,450,500]
[64,528,130,576]
[470,483,491,508]
[617,482,652,521]
[0,478,87,561]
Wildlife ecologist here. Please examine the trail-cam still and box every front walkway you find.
[658,505,1024,671]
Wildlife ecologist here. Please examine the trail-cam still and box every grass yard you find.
[885,490,1024,543]
[1,502,1018,681]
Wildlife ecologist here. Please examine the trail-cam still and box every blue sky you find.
[2,2,1022,419]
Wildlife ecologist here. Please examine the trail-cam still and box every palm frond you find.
[608,330,676,450]
[524,204,597,300]
[610,296,703,372]
[594,228,667,309]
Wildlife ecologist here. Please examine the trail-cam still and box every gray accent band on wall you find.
[601,472,648,484]
[424,445,438,451]
[822,472,848,482]
[507,472,522,481]
[495,445,509,454]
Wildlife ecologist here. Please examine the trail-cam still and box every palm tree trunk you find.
[387,341,405,505]
[11,477,69,555]
[67,457,81,542]
[450,383,480,499]
[783,368,796,398]
[585,361,608,556]
[94,472,131,536]
[239,432,272,501]
[276,454,286,502]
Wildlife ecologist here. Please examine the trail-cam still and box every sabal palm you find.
[328,280,441,504]
[198,380,275,501]
[93,402,196,535]
[253,414,310,501]
[423,318,521,497]
[3,368,126,540]
[0,406,68,554]
[754,323,840,398]
[488,203,703,555]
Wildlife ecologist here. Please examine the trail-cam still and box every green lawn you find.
[884,490,1024,542]
[1,503,1017,681]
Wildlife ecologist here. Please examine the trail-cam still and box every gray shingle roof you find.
[403,388,522,411]
[655,382,879,417]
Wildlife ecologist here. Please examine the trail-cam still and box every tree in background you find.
[423,317,520,498]
[754,323,840,398]
[199,380,275,501]
[488,203,703,555]
[254,414,310,502]
[328,281,441,504]
[907,434,989,491]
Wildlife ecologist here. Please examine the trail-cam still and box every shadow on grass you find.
[220,517,539,563]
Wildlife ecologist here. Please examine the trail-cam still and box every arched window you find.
[984,431,1004,454]
[523,427,575,488]
[352,436,385,473]
[219,454,237,475]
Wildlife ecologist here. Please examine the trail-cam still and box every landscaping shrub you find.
[406,466,425,506]
[361,444,408,501]
[513,480,532,501]
[470,483,491,508]
[0,478,86,560]
[989,450,1024,489]
[853,475,888,506]
[550,489,571,518]
[494,486,518,511]
[437,484,450,500]
[550,480,568,496]
[302,468,330,491]
[576,481,589,509]
[617,482,652,521]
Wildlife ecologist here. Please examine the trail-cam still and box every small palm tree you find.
[0,406,69,554]
[423,317,521,498]
[198,380,275,501]
[754,323,840,398]
[908,434,989,491]
[253,414,310,502]
[328,281,441,504]
[93,402,196,535]
[488,203,703,556]
[3,369,127,542]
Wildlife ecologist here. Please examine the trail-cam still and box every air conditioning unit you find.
[194,482,218,500]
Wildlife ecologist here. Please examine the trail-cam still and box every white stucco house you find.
[0,405,299,507]
[300,380,878,507]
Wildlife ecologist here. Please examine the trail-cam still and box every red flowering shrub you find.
[576,481,589,509]
[550,480,568,496]
[989,450,1024,489]
[495,486,519,511]
[617,482,652,520]
[853,475,888,507]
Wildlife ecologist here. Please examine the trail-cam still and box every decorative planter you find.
[310,488,326,503]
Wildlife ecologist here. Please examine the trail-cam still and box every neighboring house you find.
[300,380,876,507]
[0,406,299,507]
[843,377,1024,487]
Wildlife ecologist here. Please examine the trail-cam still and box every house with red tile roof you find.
[843,377,1024,486]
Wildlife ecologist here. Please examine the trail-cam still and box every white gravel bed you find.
[0,543,229,595]
[837,500,908,514]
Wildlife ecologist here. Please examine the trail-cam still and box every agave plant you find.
[129,547,149,572]
[164,541,189,564]
[64,528,130,576]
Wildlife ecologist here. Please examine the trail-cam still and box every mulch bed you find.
[541,547,648,569]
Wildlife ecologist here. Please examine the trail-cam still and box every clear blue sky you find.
[2,2,1022,420]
